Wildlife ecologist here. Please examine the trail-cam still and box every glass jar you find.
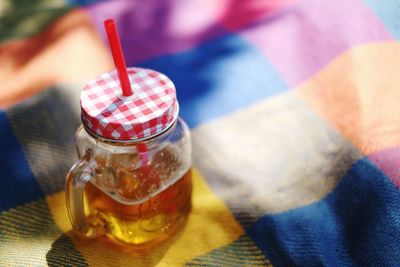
[66,116,192,249]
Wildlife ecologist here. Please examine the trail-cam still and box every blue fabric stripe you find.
[0,111,43,211]
[247,158,400,266]
[364,0,400,39]
[137,34,288,128]
[66,0,104,5]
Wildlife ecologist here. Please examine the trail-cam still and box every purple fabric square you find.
[240,0,392,85]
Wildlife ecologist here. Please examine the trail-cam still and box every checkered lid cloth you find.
[80,67,178,140]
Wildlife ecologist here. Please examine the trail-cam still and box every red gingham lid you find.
[80,67,178,140]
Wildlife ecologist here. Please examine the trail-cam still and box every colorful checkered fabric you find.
[81,67,178,140]
[1,0,400,266]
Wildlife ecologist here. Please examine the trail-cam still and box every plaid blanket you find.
[1,0,400,266]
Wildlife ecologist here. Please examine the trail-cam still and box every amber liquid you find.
[84,166,192,248]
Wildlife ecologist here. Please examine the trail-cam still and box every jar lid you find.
[80,67,178,140]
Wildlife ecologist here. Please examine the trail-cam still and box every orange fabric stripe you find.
[298,42,400,155]
[0,9,113,108]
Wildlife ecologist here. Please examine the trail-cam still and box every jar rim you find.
[81,102,180,144]
[82,115,179,146]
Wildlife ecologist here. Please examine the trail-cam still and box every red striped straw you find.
[104,19,133,97]
[104,19,150,166]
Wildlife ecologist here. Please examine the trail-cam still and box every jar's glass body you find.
[66,117,192,249]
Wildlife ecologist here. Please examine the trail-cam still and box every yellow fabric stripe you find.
[47,168,244,266]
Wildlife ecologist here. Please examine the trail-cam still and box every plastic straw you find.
[104,19,133,97]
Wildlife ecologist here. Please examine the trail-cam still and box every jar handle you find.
[65,153,104,238]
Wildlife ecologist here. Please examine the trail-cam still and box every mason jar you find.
[65,67,192,249]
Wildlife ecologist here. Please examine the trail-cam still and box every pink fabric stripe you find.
[369,147,400,189]
[85,0,295,64]
[240,0,392,86]
[219,0,297,30]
